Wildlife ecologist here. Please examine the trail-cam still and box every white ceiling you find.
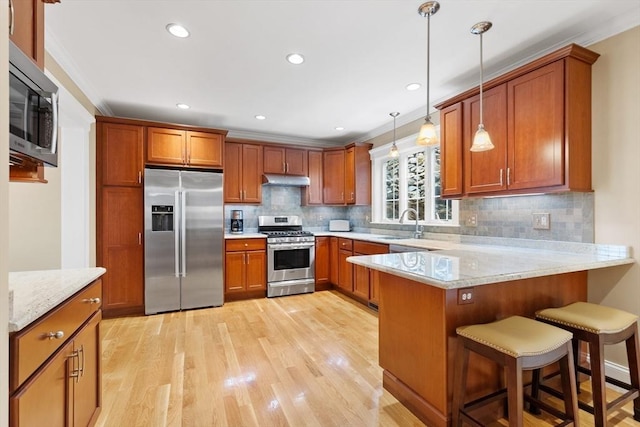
[45,1,640,147]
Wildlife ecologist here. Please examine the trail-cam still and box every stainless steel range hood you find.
[262,174,310,186]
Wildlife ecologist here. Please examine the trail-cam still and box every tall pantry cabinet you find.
[96,117,145,317]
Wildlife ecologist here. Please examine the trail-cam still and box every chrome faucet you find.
[399,208,423,239]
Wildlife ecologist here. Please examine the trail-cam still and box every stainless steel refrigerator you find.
[144,168,224,314]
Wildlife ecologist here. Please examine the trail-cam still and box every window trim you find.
[370,133,459,227]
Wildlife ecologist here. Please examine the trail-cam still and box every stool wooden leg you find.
[572,338,581,394]
[589,336,607,427]
[452,340,470,427]
[625,326,640,421]
[506,356,524,427]
[560,343,580,426]
[529,368,542,415]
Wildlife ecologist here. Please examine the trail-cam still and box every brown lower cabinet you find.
[9,280,103,427]
[314,237,331,290]
[323,237,388,307]
[337,238,353,292]
[353,241,389,304]
[225,238,267,300]
[99,187,144,317]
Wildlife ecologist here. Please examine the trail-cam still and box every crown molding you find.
[227,129,342,147]
[45,28,113,116]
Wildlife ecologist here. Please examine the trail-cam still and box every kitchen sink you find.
[376,236,406,240]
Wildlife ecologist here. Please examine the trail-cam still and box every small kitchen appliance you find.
[230,209,243,234]
[329,220,350,232]
[258,215,315,298]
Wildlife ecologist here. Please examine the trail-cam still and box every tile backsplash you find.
[225,186,594,243]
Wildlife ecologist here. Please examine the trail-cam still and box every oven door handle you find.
[268,243,315,250]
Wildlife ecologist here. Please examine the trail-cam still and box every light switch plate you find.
[533,213,550,230]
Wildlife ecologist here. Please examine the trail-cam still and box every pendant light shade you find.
[470,21,494,152]
[417,116,438,146]
[416,1,440,147]
[389,112,400,158]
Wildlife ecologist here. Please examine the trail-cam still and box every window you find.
[372,133,459,226]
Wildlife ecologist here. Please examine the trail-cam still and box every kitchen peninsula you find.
[348,243,633,427]
[8,268,106,427]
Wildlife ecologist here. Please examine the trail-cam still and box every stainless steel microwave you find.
[9,40,59,167]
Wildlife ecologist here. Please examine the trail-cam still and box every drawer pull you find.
[45,331,64,340]
[83,297,101,304]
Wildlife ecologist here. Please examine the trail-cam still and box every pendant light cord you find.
[393,114,397,142]
[479,32,484,125]
[426,13,431,120]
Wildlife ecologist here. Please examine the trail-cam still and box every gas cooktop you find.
[258,215,314,242]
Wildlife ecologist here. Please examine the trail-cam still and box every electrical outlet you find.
[465,214,477,227]
[458,288,475,305]
[533,213,550,230]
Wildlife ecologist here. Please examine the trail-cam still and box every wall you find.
[1,1,11,424]
[8,53,98,271]
[587,26,640,369]
[226,186,348,232]
[8,169,62,270]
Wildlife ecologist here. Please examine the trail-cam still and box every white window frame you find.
[370,133,459,227]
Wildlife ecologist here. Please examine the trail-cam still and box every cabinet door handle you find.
[69,350,80,383]
[9,0,15,36]
[499,169,504,187]
[283,162,286,173]
[138,232,142,245]
[82,297,101,304]
[45,330,64,340]
[507,168,511,186]
[138,171,142,184]
[78,345,85,377]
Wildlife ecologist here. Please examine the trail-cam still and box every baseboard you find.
[605,359,632,392]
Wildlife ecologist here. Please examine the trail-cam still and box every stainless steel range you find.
[258,215,315,297]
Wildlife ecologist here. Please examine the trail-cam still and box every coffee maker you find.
[230,210,243,234]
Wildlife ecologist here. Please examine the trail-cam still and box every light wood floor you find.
[96,290,639,427]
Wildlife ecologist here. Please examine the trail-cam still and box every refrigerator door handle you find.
[181,191,187,277]
[174,191,181,278]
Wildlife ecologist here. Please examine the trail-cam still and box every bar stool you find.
[535,302,640,426]
[452,315,580,427]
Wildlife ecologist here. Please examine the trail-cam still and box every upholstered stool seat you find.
[452,316,580,427]
[535,302,640,427]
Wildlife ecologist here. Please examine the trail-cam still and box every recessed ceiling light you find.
[286,53,305,65]
[255,115,266,120]
[335,126,345,131]
[166,23,190,38]
[176,103,190,109]
[406,83,421,91]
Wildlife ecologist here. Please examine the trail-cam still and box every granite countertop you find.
[9,267,106,333]
[312,231,457,250]
[224,233,267,239]
[348,245,634,290]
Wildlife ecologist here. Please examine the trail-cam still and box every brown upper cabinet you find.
[323,149,346,204]
[439,102,464,197]
[99,122,145,187]
[436,44,599,198]
[303,150,324,205]
[323,144,372,205]
[10,0,45,69]
[263,146,308,176]
[224,142,263,203]
[147,127,224,169]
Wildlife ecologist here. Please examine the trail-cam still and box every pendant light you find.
[389,112,400,158]
[469,21,495,152]
[416,1,440,147]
